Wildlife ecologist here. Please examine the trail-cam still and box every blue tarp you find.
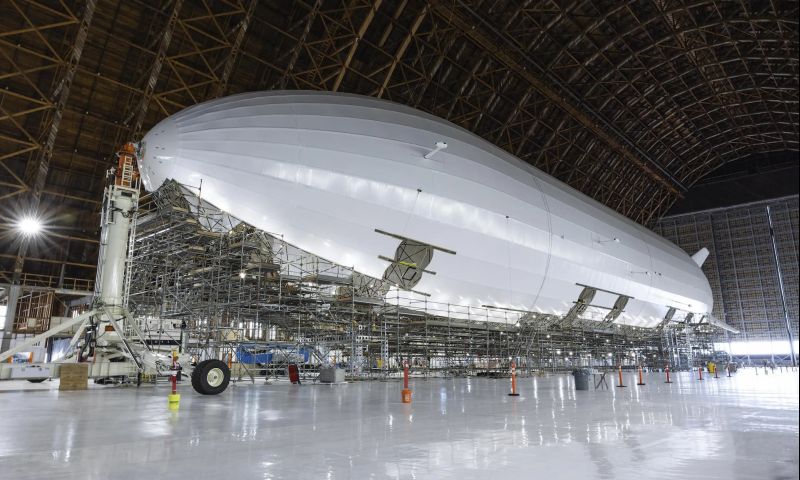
[235,344,311,364]
[236,347,272,364]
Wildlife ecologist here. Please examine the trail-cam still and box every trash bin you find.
[572,369,591,391]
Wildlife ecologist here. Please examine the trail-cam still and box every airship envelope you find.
[140,91,723,329]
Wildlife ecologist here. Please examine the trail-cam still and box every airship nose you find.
[139,117,179,191]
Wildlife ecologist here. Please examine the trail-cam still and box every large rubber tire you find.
[191,359,230,395]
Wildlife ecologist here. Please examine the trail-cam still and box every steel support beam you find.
[273,0,321,90]
[430,0,684,197]
[26,0,97,204]
[376,5,428,98]
[9,0,96,326]
[214,0,258,98]
[767,205,797,367]
[131,0,183,140]
[332,0,383,92]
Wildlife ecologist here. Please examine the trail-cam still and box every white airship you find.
[139,91,734,331]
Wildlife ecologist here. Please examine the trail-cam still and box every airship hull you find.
[140,91,713,327]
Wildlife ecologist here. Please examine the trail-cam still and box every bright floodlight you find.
[17,217,42,236]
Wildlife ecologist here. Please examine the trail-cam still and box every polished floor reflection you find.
[0,369,797,479]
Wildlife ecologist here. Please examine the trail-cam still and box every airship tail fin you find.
[691,247,709,267]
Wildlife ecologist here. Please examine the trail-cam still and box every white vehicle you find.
[139,91,734,332]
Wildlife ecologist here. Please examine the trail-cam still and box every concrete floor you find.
[0,369,797,480]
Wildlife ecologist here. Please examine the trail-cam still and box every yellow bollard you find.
[168,393,181,410]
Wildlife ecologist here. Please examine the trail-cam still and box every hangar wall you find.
[655,196,799,357]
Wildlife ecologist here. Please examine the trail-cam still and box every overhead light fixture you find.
[17,216,42,236]
[238,271,246,279]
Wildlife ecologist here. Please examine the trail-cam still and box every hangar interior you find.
[0,1,797,479]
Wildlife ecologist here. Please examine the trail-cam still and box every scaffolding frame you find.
[123,181,700,382]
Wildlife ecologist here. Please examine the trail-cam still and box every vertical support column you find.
[708,214,734,359]
[766,205,797,367]
[723,211,751,365]
[746,210,777,364]
[98,145,139,310]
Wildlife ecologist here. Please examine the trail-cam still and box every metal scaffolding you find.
[123,181,679,382]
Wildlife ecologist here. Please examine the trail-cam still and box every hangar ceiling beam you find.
[429,0,685,197]
[12,0,96,278]
[130,0,183,141]
[214,0,258,99]
[0,1,79,204]
[332,0,383,92]
[2,0,95,350]
[273,0,321,90]
[376,5,429,99]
